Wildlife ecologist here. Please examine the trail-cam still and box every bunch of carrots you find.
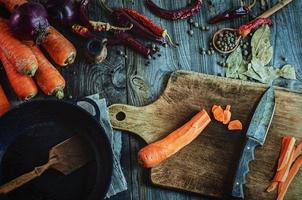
[266,136,302,200]
[0,0,77,116]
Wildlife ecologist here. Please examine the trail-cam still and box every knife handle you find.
[232,139,259,199]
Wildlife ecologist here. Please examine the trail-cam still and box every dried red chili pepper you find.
[111,8,174,45]
[108,32,155,58]
[208,0,256,24]
[79,0,93,29]
[99,1,174,45]
[239,18,273,37]
[72,24,153,58]
[72,24,99,39]
[145,0,202,21]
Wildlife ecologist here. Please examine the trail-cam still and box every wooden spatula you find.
[0,134,92,195]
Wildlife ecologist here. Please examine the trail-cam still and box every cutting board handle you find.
[109,104,166,143]
[109,104,149,142]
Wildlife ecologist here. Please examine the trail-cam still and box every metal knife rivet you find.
[236,182,239,185]
[247,146,250,150]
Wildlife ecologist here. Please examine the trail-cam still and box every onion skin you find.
[9,2,49,44]
[44,0,79,27]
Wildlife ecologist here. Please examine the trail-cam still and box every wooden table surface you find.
[1,0,302,199]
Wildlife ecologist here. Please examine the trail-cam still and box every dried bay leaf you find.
[278,64,297,80]
[226,47,242,79]
[243,64,263,82]
[251,25,273,65]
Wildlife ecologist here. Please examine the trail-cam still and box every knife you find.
[232,87,276,199]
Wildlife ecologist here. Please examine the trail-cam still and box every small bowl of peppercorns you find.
[212,28,241,54]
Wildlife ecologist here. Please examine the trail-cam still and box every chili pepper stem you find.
[163,30,177,47]
[89,20,133,32]
[248,0,257,9]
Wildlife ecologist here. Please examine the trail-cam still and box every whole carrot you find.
[25,42,66,99]
[138,109,211,168]
[0,0,77,67]
[0,85,10,116]
[0,50,38,100]
[41,26,77,66]
[0,19,38,76]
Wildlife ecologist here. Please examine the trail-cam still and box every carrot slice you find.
[0,85,10,116]
[25,42,66,99]
[138,109,211,168]
[41,26,77,66]
[0,49,38,100]
[0,19,38,76]
[212,105,224,122]
[277,155,302,200]
[228,120,243,131]
[278,137,296,171]
[280,147,296,182]
[223,105,231,124]
[293,141,302,161]
[267,137,297,192]
[212,105,219,113]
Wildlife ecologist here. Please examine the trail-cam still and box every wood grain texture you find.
[1,0,302,199]
[109,70,302,199]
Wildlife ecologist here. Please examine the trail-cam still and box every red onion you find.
[9,2,49,44]
[44,0,78,27]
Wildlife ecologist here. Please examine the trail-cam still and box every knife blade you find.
[232,87,276,199]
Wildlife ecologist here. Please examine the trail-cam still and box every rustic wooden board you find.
[109,70,302,199]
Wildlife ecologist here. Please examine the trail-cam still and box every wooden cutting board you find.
[108,70,302,199]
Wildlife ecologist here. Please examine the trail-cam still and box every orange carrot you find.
[0,19,38,76]
[278,137,296,171]
[25,42,65,99]
[277,155,302,200]
[212,105,218,113]
[293,141,302,161]
[228,120,243,131]
[223,105,231,124]
[266,136,297,192]
[212,105,224,122]
[0,0,26,12]
[0,85,10,116]
[0,50,38,100]
[41,26,77,66]
[138,110,211,168]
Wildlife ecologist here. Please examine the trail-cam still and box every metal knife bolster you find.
[232,138,260,198]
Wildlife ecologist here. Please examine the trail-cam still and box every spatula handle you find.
[0,157,57,195]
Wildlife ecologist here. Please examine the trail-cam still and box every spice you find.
[215,30,238,52]
[188,18,194,24]
[208,0,256,24]
[188,29,194,36]
[89,20,133,32]
[107,31,155,58]
[109,7,174,45]
[72,24,99,40]
[145,0,202,21]
[239,18,273,37]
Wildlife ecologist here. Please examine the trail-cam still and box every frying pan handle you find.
[76,98,101,122]
[0,158,57,195]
